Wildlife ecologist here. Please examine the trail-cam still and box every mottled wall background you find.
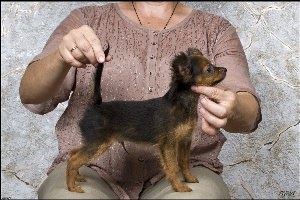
[1,2,299,199]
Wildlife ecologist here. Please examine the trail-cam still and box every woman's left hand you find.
[191,86,238,136]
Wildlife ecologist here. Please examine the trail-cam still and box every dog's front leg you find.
[158,140,192,192]
[178,138,199,183]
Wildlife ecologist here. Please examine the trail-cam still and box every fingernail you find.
[98,56,105,63]
[201,98,206,104]
[200,108,205,114]
[191,86,197,91]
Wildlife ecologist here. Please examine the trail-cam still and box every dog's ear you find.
[171,52,192,78]
[187,48,203,56]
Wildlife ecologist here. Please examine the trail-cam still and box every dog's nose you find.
[220,68,227,73]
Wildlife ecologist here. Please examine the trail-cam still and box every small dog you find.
[66,48,227,193]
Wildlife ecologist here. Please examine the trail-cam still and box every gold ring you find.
[70,46,78,53]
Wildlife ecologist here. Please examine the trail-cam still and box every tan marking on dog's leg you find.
[158,140,192,192]
[178,139,199,183]
[67,148,86,182]
[67,148,89,193]
[75,172,87,182]
[67,140,114,193]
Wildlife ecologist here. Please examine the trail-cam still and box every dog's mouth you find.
[212,78,225,86]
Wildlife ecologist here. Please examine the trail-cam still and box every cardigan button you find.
[148,87,154,92]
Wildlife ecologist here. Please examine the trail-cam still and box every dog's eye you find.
[207,66,214,74]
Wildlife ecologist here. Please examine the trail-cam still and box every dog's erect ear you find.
[187,48,203,56]
[171,52,192,78]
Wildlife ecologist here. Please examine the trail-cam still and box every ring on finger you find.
[70,46,78,53]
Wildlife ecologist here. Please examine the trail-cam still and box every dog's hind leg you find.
[178,138,199,183]
[158,140,192,192]
[67,148,87,183]
[66,140,114,193]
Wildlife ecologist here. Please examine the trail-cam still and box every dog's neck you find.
[164,82,199,115]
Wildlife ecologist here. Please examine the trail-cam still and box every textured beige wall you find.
[1,2,299,199]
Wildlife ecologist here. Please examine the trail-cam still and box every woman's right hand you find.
[58,25,112,68]
[20,25,112,104]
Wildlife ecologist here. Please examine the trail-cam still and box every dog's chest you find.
[174,118,197,141]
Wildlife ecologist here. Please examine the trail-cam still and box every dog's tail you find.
[92,45,129,154]
[93,44,110,105]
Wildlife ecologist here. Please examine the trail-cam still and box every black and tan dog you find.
[66,48,227,193]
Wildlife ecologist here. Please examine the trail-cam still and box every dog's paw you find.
[174,184,192,192]
[68,185,85,193]
[76,175,87,182]
[185,175,199,183]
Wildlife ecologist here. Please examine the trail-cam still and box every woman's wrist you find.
[20,50,72,104]
[224,91,260,133]
[55,50,72,71]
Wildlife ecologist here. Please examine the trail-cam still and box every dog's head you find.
[171,48,227,86]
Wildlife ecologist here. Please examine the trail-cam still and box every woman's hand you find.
[191,86,238,135]
[58,25,112,68]
[191,86,260,135]
[20,25,113,104]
